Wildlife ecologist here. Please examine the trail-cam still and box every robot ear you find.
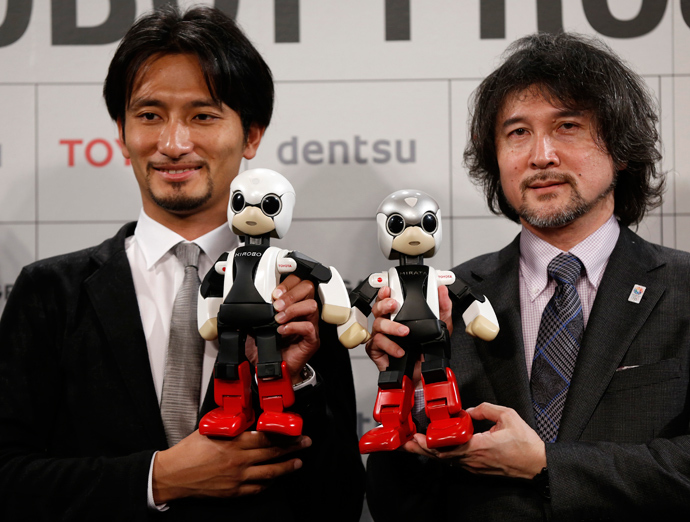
[377,212,396,260]
[430,209,442,257]
[273,191,295,239]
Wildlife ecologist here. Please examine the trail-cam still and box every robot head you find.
[228,168,296,239]
[376,189,442,260]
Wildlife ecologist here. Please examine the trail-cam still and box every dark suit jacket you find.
[0,222,364,521]
[367,226,690,521]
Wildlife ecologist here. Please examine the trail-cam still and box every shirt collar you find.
[520,214,620,301]
[133,208,237,269]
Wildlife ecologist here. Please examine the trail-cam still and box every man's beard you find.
[515,171,615,229]
[148,178,214,213]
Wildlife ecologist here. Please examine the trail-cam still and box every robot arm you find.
[197,252,230,340]
[277,250,351,326]
[440,271,499,342]
[337,274,386,349]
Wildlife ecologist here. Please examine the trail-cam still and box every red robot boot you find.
[256,361,303,436]
[423,367,473,448]
[359,374,416,454]
[199,360,255,437]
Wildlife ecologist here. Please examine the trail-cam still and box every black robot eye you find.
[421,212,438,234]
[386,214,405,236]
[261,194,282,217]
[231,192,245,213]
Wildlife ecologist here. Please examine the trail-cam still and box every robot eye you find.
[231,192,245,213]
[386,214,406,236]
[421,212,438,234]
[261,194,282,217]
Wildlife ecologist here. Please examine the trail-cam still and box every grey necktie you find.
[530,253,584,443]
[160,242,204,447]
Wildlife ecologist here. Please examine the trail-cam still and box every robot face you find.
[228,168,296,239]
[376,189,443,259]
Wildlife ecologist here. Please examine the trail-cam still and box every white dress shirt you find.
[126,209,237,404]
[125,209,237,510]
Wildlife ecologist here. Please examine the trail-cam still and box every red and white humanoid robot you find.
[197,168,350,438]
[338,189,499,453]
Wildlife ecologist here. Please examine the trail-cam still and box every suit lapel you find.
[558,227,666,441]
[84,223,168,448]
[462,236,536,427]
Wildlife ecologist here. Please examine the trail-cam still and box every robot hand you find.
[337,307,371,349]
[199,317,218,340]
[462,297,499,341]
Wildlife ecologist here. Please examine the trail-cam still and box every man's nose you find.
[158,120,193,158]
[530,134,560,169]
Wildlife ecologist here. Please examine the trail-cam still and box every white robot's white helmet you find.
[376,189,442,260]
[229,168,296,239]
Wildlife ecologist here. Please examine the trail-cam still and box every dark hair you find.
[103,5,273,140]
[464,32,664,227]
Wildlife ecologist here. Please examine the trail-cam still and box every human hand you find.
[364,287,408,372]
[272,274,320,384]
[438,285,454,336]
[152,430,312,502]
[402,402,545,479]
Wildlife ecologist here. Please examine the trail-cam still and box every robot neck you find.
[398,254,425,266]
[242,234,271,246]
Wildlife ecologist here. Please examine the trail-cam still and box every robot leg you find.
[359,346,417,454]
[255,327,303,437]
[420,322,473,448]
[199,329,255,437]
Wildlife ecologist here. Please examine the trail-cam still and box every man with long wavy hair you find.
[366,33,690,521]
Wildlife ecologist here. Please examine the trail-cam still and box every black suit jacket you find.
[0,222,364,521]
[367,226,690,521]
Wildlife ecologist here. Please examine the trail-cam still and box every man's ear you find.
[243,124,266,160]
[117,118,131,160]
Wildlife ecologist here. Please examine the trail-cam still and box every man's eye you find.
[512,128,526,136]
[195,114,215,121]
[142,113,157,121]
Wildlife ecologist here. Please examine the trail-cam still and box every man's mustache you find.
[519,171,577,194]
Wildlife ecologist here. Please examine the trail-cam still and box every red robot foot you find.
[426,410,473,448]
[257,410,303,436]
[422,367,474,449]
[199,360,255,438]
[358,414,416,454]
[359,375,417,454]
[256,361,303,436]
[199,407,255,438]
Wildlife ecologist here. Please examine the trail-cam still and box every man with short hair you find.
[365,32,690,520]
[0,6,363,521]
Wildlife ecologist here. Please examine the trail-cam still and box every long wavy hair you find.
[464,32,664,227]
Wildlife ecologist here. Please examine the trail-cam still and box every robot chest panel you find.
[224,246,279,303]
[389,266,440,321]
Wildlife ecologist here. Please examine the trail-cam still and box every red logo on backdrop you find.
[59,139,130,167]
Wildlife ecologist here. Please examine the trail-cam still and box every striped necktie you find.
[160,242,205,447]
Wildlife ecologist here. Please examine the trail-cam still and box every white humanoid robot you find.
[338,189,499,453]
[197,168,351,438]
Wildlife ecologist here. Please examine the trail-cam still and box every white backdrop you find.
[1,0,689,458]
